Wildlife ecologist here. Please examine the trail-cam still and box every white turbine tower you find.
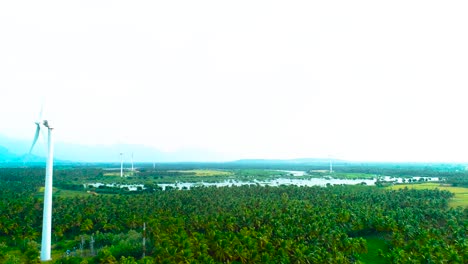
[131,153,134,172]
[329,155,333,174]
[29,116,54,261]
[120,153,124,177]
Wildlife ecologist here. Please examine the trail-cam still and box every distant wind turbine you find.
[29,110,54,261]
[131,153,134,172]
[120,153,124,177]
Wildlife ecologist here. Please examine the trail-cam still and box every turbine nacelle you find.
[43,120,53,129]
[29,120,53,154]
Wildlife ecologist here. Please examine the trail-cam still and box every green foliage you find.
[0,166,467,262]
[81,219,94,233]
[360,236,387,263]
[95,248,117,263]
[136,257,153,264]
[0,242,7,259]
[388,183,468,208]
[56,256,86,264]
[118,256,137,264]
[101,231,143,260]
[24,240,40,263]
[3,254,21,264]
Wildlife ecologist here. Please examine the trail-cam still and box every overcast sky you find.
[1,1,468,162]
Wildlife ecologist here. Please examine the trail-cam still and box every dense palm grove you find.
[0,168,467,263]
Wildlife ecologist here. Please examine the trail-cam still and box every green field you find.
[37,186,93,198]
[103,172,122,176]
[332,172,377,179]
[360,236,387,264]
[388,183,468,208]
[54,188,94,198]
[103,171,137,177]
[307,171,378,179]
[169,169,234,176]
[234,169,289,177]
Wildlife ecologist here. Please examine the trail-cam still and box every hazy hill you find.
[0,134,225,163]
[233,158,345,164]
[0,146,18,162]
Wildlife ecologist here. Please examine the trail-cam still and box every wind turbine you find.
[120,153,124,177]
[329,155,333,174]
[131,152,134,172]
[29,115,54,261]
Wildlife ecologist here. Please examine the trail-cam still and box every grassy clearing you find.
[307,172,377,179]
[170,169,234,177]
[387,183,468,208]
[360,236,387,264]
[234,169,289,177]
[103,172,122,176]
[37,187,93,198]
[54,189,91,198]
[332,172,377,179]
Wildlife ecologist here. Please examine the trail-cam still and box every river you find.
[85,172,438,191]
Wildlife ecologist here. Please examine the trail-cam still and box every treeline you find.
[332,165,463,177]
[329,165,468,187]
[443,174,468,187]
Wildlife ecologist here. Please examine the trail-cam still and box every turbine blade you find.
[29,124,41,154]
[38,104,44,122]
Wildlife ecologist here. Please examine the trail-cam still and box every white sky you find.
[1,1,468,162]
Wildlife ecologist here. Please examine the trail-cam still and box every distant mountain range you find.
[232,158,344,164]
[3,134,461,167]
[1,136,459,168]
[0,134,351,166]
[0,145,46,164]
[0,145,24,162]
[0,134,228,164]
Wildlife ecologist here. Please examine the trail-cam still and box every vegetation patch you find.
[234,169,289,178]
[169,169,234,177]
[103,172,122,177]
[332,172,377,179]
[2,166,467,263]
[37,186,60,195]
[360,236,387,264]
[387,183,468,208]
[54,188,92,198]
[307,171,378,179]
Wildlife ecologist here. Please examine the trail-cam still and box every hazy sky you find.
[1,1,468,162]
